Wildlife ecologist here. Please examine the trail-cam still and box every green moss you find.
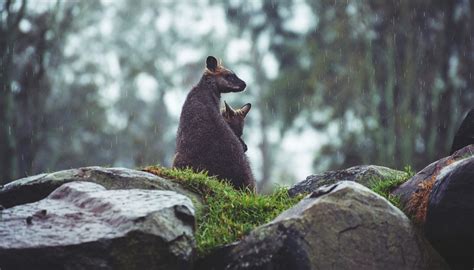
[368,165,414,208]
[143,166,304,256]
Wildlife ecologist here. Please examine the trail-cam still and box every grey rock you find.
[220,181,448,270]
[195,242,239,270]
[0,166,200,209]
[289,165,407,197]
[425,156,474,269]
[0,181,195,270]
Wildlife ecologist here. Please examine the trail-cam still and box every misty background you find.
[1,0,472,192]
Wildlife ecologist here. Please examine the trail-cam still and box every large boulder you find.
[0,181,196,270]
[392,145,474,219]
[425,156,474,269]
[289,165,407,196]
[0,166,200,209]
[202,181,447,270]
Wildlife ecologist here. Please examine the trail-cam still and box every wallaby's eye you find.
[225,74,233,80]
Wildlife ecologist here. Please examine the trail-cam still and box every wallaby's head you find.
[222,101,251,152]
[205,56,246,93]
[222,101,251,138]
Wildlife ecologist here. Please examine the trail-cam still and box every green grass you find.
[368,165,414,208]
[143,166,304,256]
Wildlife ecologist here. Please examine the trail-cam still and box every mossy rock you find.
[289,165,411,198]
[200,181,448,270]
[143,166,304,256]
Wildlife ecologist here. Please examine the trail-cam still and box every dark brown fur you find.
[173,56,256,190]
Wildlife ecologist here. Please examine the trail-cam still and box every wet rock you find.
[0,166,199,209]
[425,156,474,269]
[194,242,239,270]
[219,181,448,270]
[450,108,474,154]
[392,145,474,213]
[289,165,407,197]
[0,181,195,270]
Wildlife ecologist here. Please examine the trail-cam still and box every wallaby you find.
[173,56,256,190]
[172,101,251,163]
[172,102,250,172]
[222,101,251,152]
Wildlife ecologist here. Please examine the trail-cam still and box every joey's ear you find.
[206,56,218,72]
[224,101,235,116]
[240,103,251,118]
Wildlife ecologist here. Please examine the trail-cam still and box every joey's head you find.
[222,101,251,138]
[222,101,251,152]
[205,56,246,93]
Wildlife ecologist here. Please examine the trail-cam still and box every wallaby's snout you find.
[232,76,246,92]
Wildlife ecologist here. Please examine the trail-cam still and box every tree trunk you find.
[0,0,27,183]
[0,74,15,184]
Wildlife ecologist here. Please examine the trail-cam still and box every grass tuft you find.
[368,165,414,209]
[143,165,304,256]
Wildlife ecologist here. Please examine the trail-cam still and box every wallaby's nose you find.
[241,81,246,90]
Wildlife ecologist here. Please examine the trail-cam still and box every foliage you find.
[0,0,207,183]
[224,0,474,173]
[0,0,85,182]
[282,1,473,171]
[143,165,304,256]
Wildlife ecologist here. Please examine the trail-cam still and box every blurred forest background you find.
[1,0,473,191]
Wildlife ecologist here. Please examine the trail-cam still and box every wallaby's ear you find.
[206,56,218,72]
[224,101,235,116]
[240,103,251,118]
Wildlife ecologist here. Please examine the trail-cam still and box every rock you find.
[0,181,195,270]
[194,242,239,270]
[214,181,447,270]
[450,108,474,154]
[289,165,407,197]
[0,166,200,209]
[392,145,474,217]
[425,156,474,269]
